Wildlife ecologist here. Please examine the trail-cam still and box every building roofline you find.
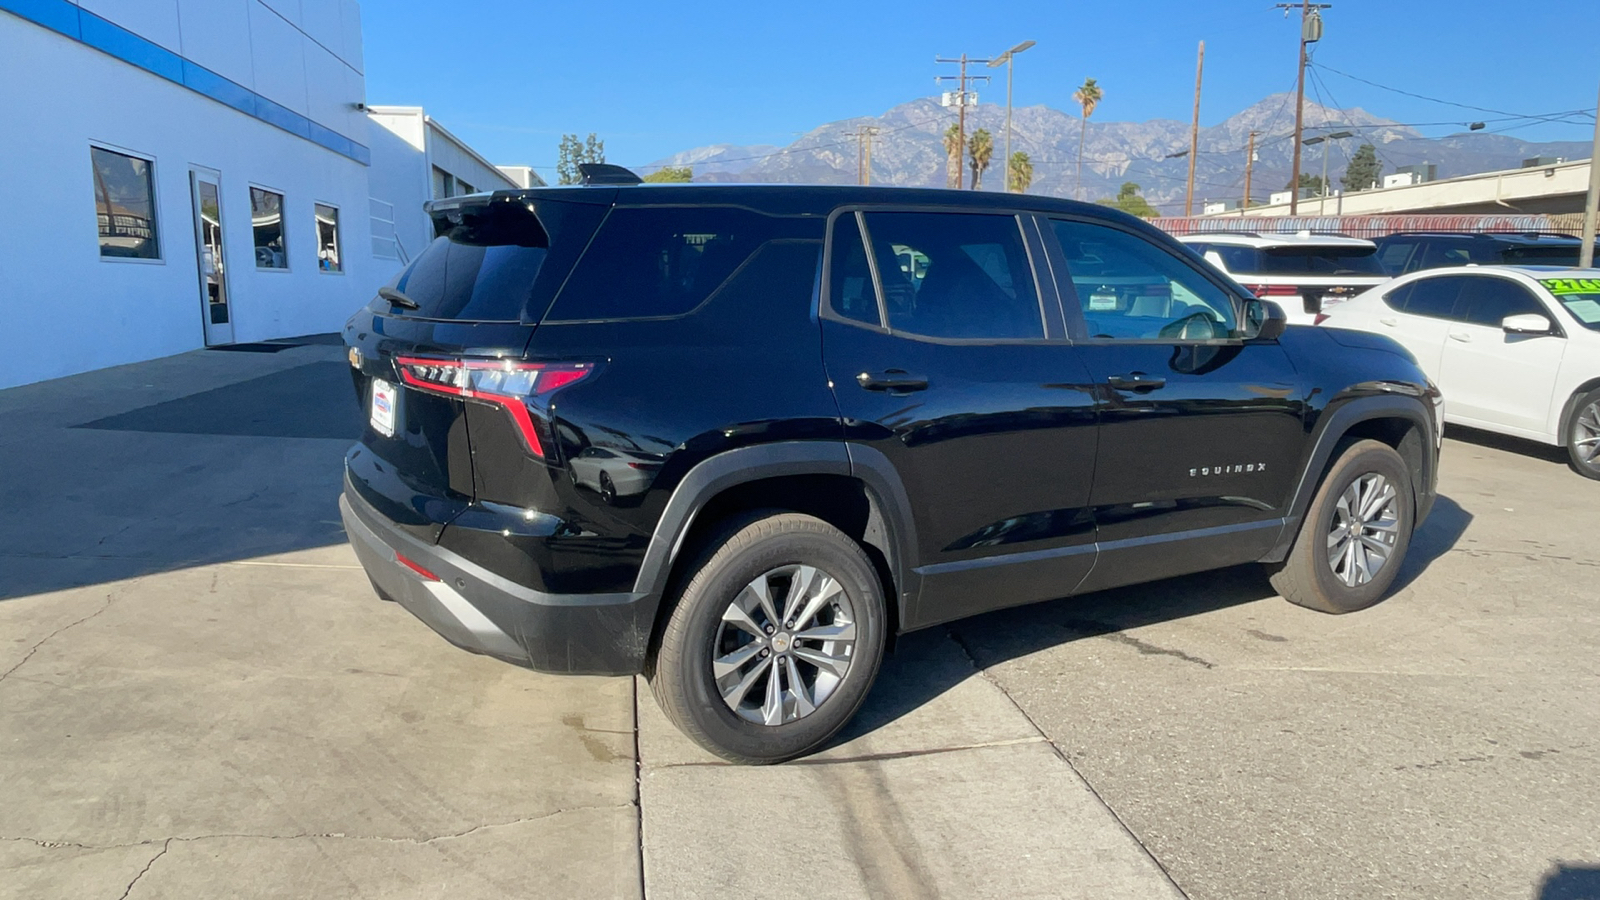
[422,115,516,190]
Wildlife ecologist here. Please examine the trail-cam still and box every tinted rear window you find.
[1253,246,1387,276]
[545,206,818,322]
[388,203,549,321]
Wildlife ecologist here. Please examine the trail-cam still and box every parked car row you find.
[1181,229,1600,479]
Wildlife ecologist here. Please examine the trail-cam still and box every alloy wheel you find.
[1574,401,1600,469]
[1326,472,1401,588]
[712,564,857,726]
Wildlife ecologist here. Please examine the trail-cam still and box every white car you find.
[1178,232,1390,325]
[1319,265,1600,478]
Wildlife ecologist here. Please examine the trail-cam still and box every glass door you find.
[189,169,234,345]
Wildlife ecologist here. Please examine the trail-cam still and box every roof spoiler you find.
[577,163,642,185]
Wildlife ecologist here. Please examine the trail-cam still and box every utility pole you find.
[1275,0,1330,215]
[1583,79,1600,268]
[937,54,991,188]
[1185,40,1204,216]
[843,128,878,185]
[1243,130,1260,211]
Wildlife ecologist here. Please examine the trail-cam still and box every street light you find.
[988,40,1035,191]
[1304,130,1354,214]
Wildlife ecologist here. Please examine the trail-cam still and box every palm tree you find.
[1073,77,1103,201]
[968,128,994,190]
[942,123,963,189]
[1008,151,1034,193]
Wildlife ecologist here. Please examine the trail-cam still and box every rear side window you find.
[1377,240,1419,274]
[829,213,881,326]
[1501,245,1583,266]
[859,211,1043,340]
[546,207,812,321]
[1396,275,1469,319]
[1209,245,1261,273]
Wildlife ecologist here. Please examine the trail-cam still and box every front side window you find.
[857,212,1043,341]
[91,146,160,259]
[1052,219,1239,341]
[250,187,287,269]
[315,203,342,272]
[1455,277,1545,327]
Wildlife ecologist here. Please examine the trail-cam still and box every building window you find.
[91,146,160,260]
[250,187,288,269]
[432,166,455,199]
[315,203,342,272]
[458,179,475,195]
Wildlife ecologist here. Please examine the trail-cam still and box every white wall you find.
[0,14,379,388]
[366,108,430,280]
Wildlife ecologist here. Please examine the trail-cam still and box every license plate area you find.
[370,377,397,438]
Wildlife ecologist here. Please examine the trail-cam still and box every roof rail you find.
[578,163,643,185]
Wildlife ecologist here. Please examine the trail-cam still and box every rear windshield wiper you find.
[378,286,419,310]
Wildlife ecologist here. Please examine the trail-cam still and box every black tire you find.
[1564,388,1600,480]
[1267,439,1415,614]
[598,471,617,505]
[648,512,886,764]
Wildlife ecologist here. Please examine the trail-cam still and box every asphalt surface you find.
[1,341,1595,899]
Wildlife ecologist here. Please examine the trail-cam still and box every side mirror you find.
[1243,298,1288,341]
[1502,313,1554,335]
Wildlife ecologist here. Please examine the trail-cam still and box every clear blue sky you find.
[363,0,1600,173]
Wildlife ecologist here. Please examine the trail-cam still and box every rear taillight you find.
[1313,313,1331,325]
[1246,284,1300,298]
[395,356,593,458]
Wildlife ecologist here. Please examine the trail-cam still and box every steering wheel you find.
[1157,311,1220,341]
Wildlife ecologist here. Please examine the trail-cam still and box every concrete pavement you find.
[2,340,1597,899]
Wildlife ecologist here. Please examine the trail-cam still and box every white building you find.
[366,107,520,278]
[0,2,534,390]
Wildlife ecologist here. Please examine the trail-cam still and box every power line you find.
[1311,61,1597,127]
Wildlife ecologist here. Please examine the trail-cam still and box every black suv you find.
[341,178,1441,763]
[1375,231,1598,275]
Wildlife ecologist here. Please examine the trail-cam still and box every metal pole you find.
[958,54,968,188]
[1243,130,1258,211]
[1004,54,1014,191]
[1185,40,1204,217]
[1582,79,1600,268]
[1320,138,1330,215]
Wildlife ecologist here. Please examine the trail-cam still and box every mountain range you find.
[647,94,1591,213]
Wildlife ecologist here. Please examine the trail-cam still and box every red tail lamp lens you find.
[1247,284,1300,298]
[395,357,593,458]
[395,552,440,581]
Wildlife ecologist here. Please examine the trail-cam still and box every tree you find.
[642,166,692,183]
[1097,182,1159,219]
[1341,143,1382,193]
[968,128,994,190]
[942,123,963,189]
[1073,77,1103,201]
[1286,172,1325,195]
[1007,151,1034,193]
[556,133,607,185]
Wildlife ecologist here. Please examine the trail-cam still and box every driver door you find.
[1043,216,1306,592]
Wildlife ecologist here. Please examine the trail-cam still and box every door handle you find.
[1107,372,1167,392]
[1448,332,1471,343]
[1378,317,1398,327]
[856,370,929,392]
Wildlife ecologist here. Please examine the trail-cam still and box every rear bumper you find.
[340,477,656,675]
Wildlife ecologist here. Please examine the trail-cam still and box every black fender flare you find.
[630,441,920,624]
[1264,393,1438,563]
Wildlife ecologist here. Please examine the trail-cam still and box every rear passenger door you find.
[1370,274,1469,379]
[1044,217,1305,591]
[821,209,1100,628]
[1438,275,1566,436]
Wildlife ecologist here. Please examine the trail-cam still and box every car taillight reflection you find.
[1246,284,1301,298]
[396,356,593,459]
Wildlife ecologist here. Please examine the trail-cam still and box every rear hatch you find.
[1233,244,1389,315]
[344,192,610,543]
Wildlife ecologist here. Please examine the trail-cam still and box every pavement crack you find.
[117,839,171,900]
[945,627,1194,900]
[0,594,117,685]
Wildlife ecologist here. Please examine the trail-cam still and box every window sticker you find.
[1564,298,1600,324]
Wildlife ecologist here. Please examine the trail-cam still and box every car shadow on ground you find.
[837,492,1473,745]
[1536,864,1600,900]
[1446,424,1571,468]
